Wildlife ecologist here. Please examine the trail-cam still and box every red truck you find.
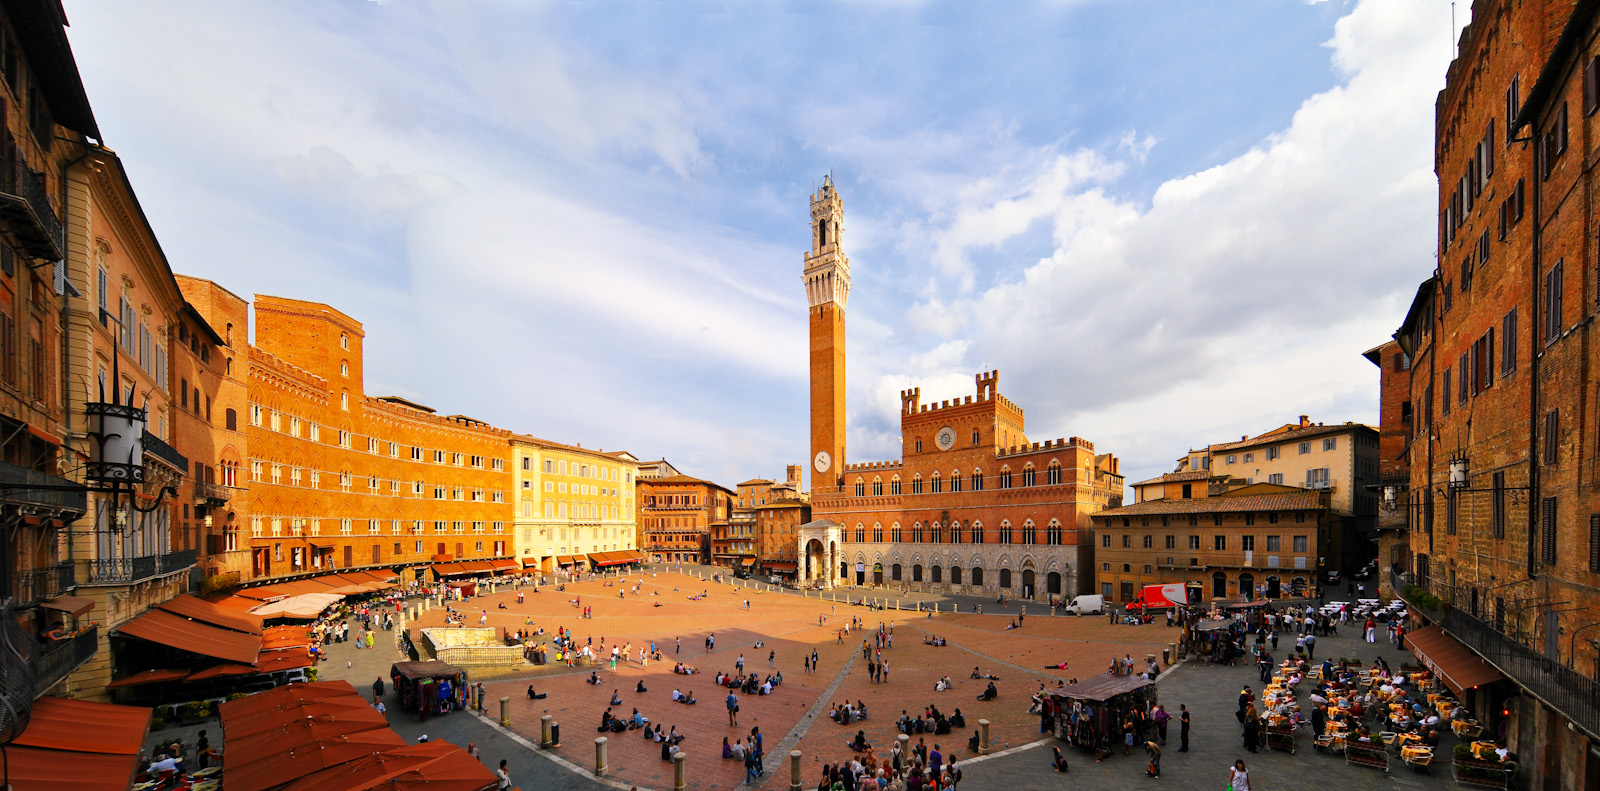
[1127,582,1203,611]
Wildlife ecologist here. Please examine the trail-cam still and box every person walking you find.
[676,636,681,654]
[1303,632,1316,661]
[1364,618,1377,643]
[1153,704,1170,744]
[1178,705,1190,752]
[727,690,740,727]
[1228,759,1251,791]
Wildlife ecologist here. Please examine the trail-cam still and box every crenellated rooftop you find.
[995,437,1094,458]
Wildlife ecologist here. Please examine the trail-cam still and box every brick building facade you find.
[173,276,249,585]
[637,474,733,565]
[244,296,514,580]
[801,178,1124,600]
[511,436,639,573]
[1386,2,1600,785]
[1092,482,1331,604]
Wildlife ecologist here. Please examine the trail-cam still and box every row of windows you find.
[1103,532,1310,553]
[249,404,506,470]
[524,456,625,481]
[1116,511,1310,528]
[522,480,619,497]
[853,465,1063,496]
[840,519,1065,545]
[264,540,499,565]
[248,459,508,501]
[1219,439,1337,466]
[250,516,506,537]
[518,501,623,520]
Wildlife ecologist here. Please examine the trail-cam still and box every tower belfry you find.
[805,175,850,492]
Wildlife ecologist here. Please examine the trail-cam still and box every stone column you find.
[595,737,608,776]
[499,696,510,727]
[978,719,991,755]
[540,714,554,748]
[672,751,687,791]
[789,749,803,791]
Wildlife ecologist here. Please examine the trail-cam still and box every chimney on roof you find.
[1242,435,1247,441]
[1299,415,1310,427]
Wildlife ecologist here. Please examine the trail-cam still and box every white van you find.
[1064,594,1105,615]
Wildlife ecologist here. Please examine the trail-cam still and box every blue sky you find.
[63,0,1457,490]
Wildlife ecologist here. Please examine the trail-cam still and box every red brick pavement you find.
[414,573,1170,790]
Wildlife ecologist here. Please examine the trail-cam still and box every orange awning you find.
[13,696,150,754]
[490,559,518,572]
[1406,625,1505,697]
[185,663,262,682]
[254,651,316,673]
[40,594,95,617]
[221,681,365,719]
[463,561,495,574]
[26,423,61,446]
[275,741,485,791]
[116,607,263,664]
[158,593,263,634]
[521,558,542,567]
[3,746,139,791]
[105,668,191,688]
[226,727,407,791]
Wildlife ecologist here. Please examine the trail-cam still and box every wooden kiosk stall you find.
[1049,675,1159,758]
[390,660,469,721]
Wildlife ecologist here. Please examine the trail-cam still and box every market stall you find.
[390,660,468,720]
[1049,675,1159,758]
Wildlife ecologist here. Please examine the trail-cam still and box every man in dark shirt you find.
[1179,704,1191,752]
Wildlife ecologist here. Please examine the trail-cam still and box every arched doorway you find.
[1291,577,1308,596]
[931,565,943,583]
[1238,572,1255,601]
[892,563,902,581]
[972,567,985,587]
[804,538,827,586]
[1212,572,1227,599]
[873,562,884,586]
[855,560,866,586]
[1022,569,1036,598]
[1047,572,1062,596]
[999,569,1012,589]
[913,564,923,582]
[841,561,850,581]
[1265,575,1281,599]
[950,566,963,585]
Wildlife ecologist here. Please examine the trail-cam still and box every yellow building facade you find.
[510,436,640,572]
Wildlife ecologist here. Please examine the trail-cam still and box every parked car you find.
[1322,569,1341,585]
[1352,562,1376,580]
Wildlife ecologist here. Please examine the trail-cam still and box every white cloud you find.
[842,0,1449,487]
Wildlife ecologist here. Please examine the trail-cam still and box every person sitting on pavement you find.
[847,730,871,752]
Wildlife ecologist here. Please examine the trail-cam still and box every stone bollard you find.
[978,719,991,755]
[423,597,430,612]
[897,734,910,760]
[789,749,803,791]
[673,750,687,791]
[540,714,554,748]
[595,737,608,776]
[500,696,510,727]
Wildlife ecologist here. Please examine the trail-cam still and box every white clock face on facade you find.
[935,426,956,451]
[814,450,832,473]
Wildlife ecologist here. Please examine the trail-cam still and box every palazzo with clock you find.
[797,177,1127,601]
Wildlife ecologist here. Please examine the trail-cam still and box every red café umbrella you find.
[222,681,362,718]
[276,742,495,791]
[226,705,389,745]
[371,746,498,791]
[225,728,408,791]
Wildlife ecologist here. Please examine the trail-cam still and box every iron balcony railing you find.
[193,480,230,503]
[0,136,63,262]
[1396,571,1600,740]
[141,431,189,474]
[32,624,97,698]
[10,561,73,608]
[86,549,197,585]
[0,459,86,514]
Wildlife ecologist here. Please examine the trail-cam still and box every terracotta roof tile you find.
[1094,490,1325,517]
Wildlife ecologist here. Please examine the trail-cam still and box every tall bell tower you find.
[804,175,849,494]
